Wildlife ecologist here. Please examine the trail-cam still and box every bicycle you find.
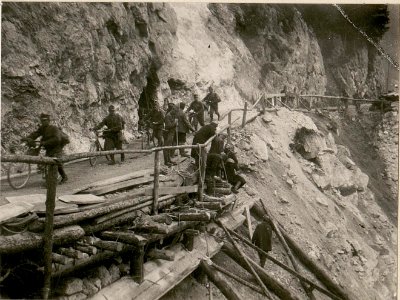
[7,141,47,190]
[88,130,111,166]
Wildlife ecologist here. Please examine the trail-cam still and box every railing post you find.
[153,150,160,214]
[197,146,207,202]
[242,102,248,128]
[42,164,58,300]
[227,111,232,144]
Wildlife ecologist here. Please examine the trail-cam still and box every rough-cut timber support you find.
[199,260,242,300]
[282,229,350,300]
[42,165,58,300]
[226,227,342,300]
[194,201,222,210]
[57,247,89,259]
[210,261,264,294]
[147,248,175,261]
[131,245,145,284]
[30,196,153,231]
[219,222,272,299]
[197,146,207,202]
[91,240,124,252]
[171,211,216,222]
[51,253,73,265]
[51,250,121,278]
[153,150,160,214]
[184,229,199,251]
[99,231,148,247]
[0,225,85,254]
[74,245,97,255]
[223,242,299,300]
[251,202,350,300]
[259,199,316,300]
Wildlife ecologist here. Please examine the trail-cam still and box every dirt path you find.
[0,140,156,204]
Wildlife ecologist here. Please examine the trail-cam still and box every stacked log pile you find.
[0,167,238,299]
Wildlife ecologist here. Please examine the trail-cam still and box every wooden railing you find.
[0,99,258,299]
[0,91,382,298]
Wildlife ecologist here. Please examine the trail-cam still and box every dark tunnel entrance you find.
[138,66,160,132]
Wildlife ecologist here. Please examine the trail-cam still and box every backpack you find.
[59,128,70,146]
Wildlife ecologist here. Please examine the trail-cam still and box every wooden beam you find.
[57,247,89,259]
[226,227,342,300]
[251,202,350,300]
[42,165,58,300]
[223,242,299,300]
[145,185,198,196]
[218,222,272,299]
[244,205,253,239]
[210,261,264,294]
[259,199,316,300]
[199,260,242,300]
[99,231,148,247]
[153,150,160,214]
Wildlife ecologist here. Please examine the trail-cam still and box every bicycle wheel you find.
[89,143,98,166]
[7,162,31,189]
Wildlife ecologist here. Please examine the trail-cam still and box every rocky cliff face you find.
[1,2,177,152]
[1,3,386,153]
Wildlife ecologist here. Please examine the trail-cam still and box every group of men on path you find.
[21,86,232,187]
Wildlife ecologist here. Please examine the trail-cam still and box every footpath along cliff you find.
[1,3,397,300]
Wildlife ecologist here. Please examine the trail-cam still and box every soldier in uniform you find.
[252,219,273,267]
[163,103,178,167]
[223,144,246,193]
[94,105,125,165]
[187,94,207,130]
[151,104,165,147]
[22,113,68,184]
[176,102,195,157]
[191,121,218,168]
[203,86,221,121]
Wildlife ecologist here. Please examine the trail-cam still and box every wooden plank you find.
[0,202,34,224]
[72,169,153,194]
[88,175,173,196]
[145,185,198,196]
[245,205,253,239]
[6,194,78,215]
[90,197,254,300]
[58,194,105,205]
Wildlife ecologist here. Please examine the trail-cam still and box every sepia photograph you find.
[0,2,398,299]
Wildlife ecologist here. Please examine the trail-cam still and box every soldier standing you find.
[94,105,125,165]
[203,86,221,121]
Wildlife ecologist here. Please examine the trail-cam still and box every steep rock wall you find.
[1,3,387,152]
[1,2,177,152]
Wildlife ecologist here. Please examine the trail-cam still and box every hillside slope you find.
[163,108,397,300]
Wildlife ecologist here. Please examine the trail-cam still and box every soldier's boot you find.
[231,181,241,194]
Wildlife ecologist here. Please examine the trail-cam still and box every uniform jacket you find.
[95,113,125,138]
[252,222,273,252]
[164,111,177,135]
[27,125,63,156]
[203,92,221,109]
[187,100,206,114]
[176,109,193,133]
[192,124,217,145]
[209,136,225,154]
[151,109,165,129]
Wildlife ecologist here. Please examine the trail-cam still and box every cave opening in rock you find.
[137,66,160,132]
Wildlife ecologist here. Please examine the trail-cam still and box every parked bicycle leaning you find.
[22,113,69,184]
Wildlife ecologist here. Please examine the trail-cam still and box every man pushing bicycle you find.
[93,105,125,165]
[22,113,69,184]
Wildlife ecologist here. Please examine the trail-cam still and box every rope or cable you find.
[333,4,399,70]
